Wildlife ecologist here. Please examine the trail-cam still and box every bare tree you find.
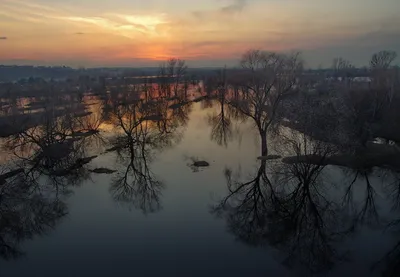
[169,58,187,98]
[158,58,187,98]
[370,51,398,111]
[371,51,397,70]
[207,68,238,147]
[332,57,354,74]
[158,62,169,97]
[332,57,354,89]
[228,49,303,155]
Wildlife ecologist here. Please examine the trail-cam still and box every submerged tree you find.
[158,58,187,98]
[207,69,239,147]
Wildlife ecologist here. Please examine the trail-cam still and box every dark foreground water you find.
[1,100,399,277]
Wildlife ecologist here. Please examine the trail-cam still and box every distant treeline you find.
[0,65,78,82]
[2,64,395,83]
[0,65,226,82]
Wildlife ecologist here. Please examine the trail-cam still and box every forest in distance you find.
[1,49,400,276]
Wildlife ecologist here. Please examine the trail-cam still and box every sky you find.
[0,0,399,68]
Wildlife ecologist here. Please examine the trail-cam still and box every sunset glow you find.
[1,0,399,67]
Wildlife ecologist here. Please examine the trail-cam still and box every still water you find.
[0,97,399,277]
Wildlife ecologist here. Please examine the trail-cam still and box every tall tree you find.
[370,51,398,116]
[229,49,303,155]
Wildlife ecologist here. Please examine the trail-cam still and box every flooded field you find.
[0,85,400,277]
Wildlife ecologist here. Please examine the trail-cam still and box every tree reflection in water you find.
[342,167,381,228]
[207,87,235,148]
[109,124,166,214]
[0,83,194,260]
[213,117,400,276]
[370,170,400,276]
[206,69,257,148]
[107,90,189,214]
[207,80,400,275]
[213,130,352,273]
[0,103,103,260]
[372,214,400,276]
[3,79,400,276]
[0,170,68,260]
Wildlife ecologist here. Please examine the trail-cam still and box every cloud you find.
[191,40,227,48]
[57,14,169,39]
[220,0,247,14]
[75,32,84,35]
[119,15,166,29]
[191,11,204,19]
[0,37,7,40]
[0,0,69,24]
[192,0,248,18]
[302,29,400,67]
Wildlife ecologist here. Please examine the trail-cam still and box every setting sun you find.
[0,0,399,67]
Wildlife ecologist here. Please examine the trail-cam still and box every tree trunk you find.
[261,132,268,156]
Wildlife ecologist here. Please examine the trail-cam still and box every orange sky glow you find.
[1,0,399,67]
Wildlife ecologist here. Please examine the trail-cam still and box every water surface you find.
[1,95,399,277]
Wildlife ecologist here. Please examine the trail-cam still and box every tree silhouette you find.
[227,50,303,155]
